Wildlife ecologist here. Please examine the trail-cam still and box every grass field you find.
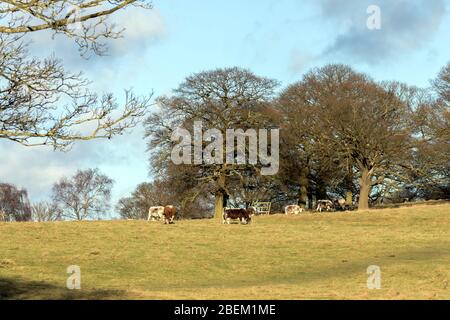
[0,204,449,300]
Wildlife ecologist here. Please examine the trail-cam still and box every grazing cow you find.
[285,205,304,215]
[332,198,346,211]
[223,207,255,225]
[163,205,176,225]
[316,200,334,212]
[148,206,164,221]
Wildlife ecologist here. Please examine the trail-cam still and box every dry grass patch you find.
[0,204,449,300]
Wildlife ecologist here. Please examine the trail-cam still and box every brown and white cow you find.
[163,205,176,224]
[148,206,164,221]
[316,200,334,212]
[285,205,304,215]
[223,207,255,225]
[334,198,348,211]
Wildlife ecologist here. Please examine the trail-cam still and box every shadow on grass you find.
[246,244,450,291]
[0,277,127,300]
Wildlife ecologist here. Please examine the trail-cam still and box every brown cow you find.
[223,207,255,225]
[163,205,176,224]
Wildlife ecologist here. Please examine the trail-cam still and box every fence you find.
[252,202,272,215]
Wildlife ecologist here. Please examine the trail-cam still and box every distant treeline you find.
[120,63,449,219]
[2,63,448,222]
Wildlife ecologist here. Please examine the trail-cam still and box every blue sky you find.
[1,0,449,215]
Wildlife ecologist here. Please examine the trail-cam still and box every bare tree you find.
[403,62,450,200]
[117,179,212,220]
[0,0,152,56]
[116,181,169,220]
[432,61,450,105]
[146,67,279,219]
[0,182,31,221]
[52,168,113,220]
[31,201,62,222]
[277,86,351,209]
[0,1,153,150]
[278,65,413,210]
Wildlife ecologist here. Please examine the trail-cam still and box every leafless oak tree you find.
[279,65,413,210]
[0,1,153,150]
[0,0,152,55]
[405,62,450,200]
[146,67,279,219]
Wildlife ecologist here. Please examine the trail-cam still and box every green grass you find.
[1,204,449,300]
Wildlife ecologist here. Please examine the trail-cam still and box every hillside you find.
[0,204,449,300]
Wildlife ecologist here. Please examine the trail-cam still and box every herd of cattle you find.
[147,199,349,225]
[147,206,256,225]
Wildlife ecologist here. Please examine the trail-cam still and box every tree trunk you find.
[75,209,81,221]
[298,167,309,209]
[316,178,327,200]
[358,168,372,211]
[308,191,313,210]
[214,173,226,220]
[346,191,353,206]
[214,193,224,220]
[345,173,353,206]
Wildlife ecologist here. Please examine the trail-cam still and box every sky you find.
[1,0,449,215]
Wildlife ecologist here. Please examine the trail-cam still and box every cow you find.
[0,210,6,222]
[285,205,304,215]
[334,198,351,211]
[316,200,334,212]
[223,207,255,225]
[148,206,164,221]
[163,205,176,225]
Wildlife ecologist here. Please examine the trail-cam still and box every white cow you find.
[148,206,164,221]
[0,210,6,222]
[285,205,304,215]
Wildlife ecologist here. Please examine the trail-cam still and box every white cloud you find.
[108,7,166,55]
[0,124,149,205]
[313,0,447,64]
[25,6,166,67]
